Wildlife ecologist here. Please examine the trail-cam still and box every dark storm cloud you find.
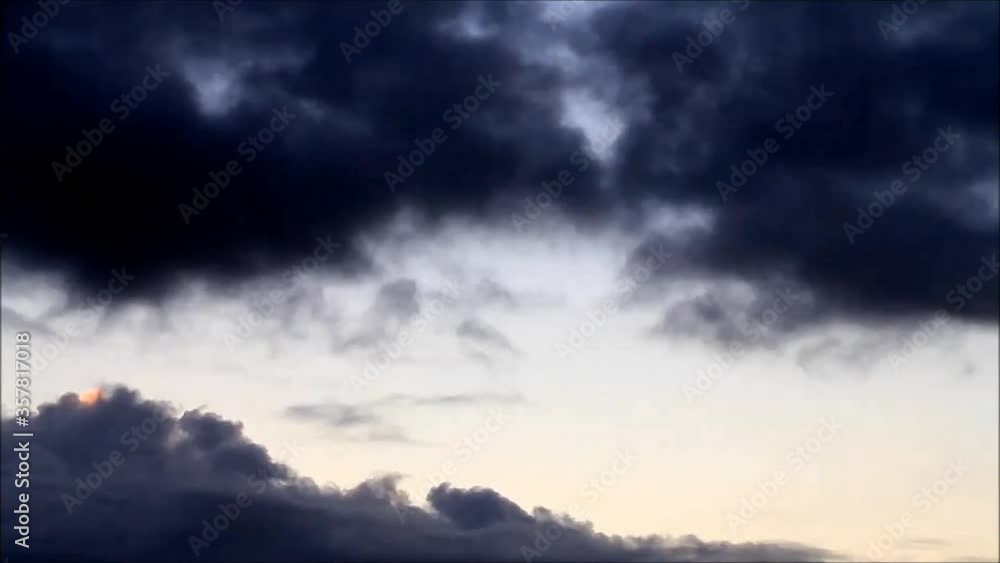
[2,1,997,333]
[2,387,837,561]
[1,2,609,301]
[603,1,999,333]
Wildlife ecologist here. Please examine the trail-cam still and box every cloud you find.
[1,3,605,302]
[427,484,533,530]
[284,400,413,444]
[285,402,379,428]
[471,279,517,308]
[284,392,523,443]
[2,1,996,335]
[457,318,514,352]
[374,392,524,407]
[338,279,422,351]
[604,1,998,335]
[2,387,838,561]
[373,279,421,321]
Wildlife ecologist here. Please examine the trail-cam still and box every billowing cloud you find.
[1,387,837,561]
[1,1,995,338]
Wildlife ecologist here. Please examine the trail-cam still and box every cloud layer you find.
[1,388,836,561]
[1,2,996,336]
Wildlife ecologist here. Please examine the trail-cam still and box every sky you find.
[0,1,997,561]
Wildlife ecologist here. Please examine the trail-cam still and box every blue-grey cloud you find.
[2,387,838,561]
[1,1,995,335]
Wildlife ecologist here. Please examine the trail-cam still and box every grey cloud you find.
[1,387,839,562]
[284,400,413,444]
[285,392,523,443]
[285,403,379,428]
[4,1,994,336]
[472,279,517,308]
[457,318,514,352]
[374,279,420,321]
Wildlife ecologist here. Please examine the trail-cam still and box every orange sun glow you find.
[80,388,104,405]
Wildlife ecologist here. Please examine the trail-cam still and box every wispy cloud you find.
[457,318,514,352]
[284,392,524,443]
